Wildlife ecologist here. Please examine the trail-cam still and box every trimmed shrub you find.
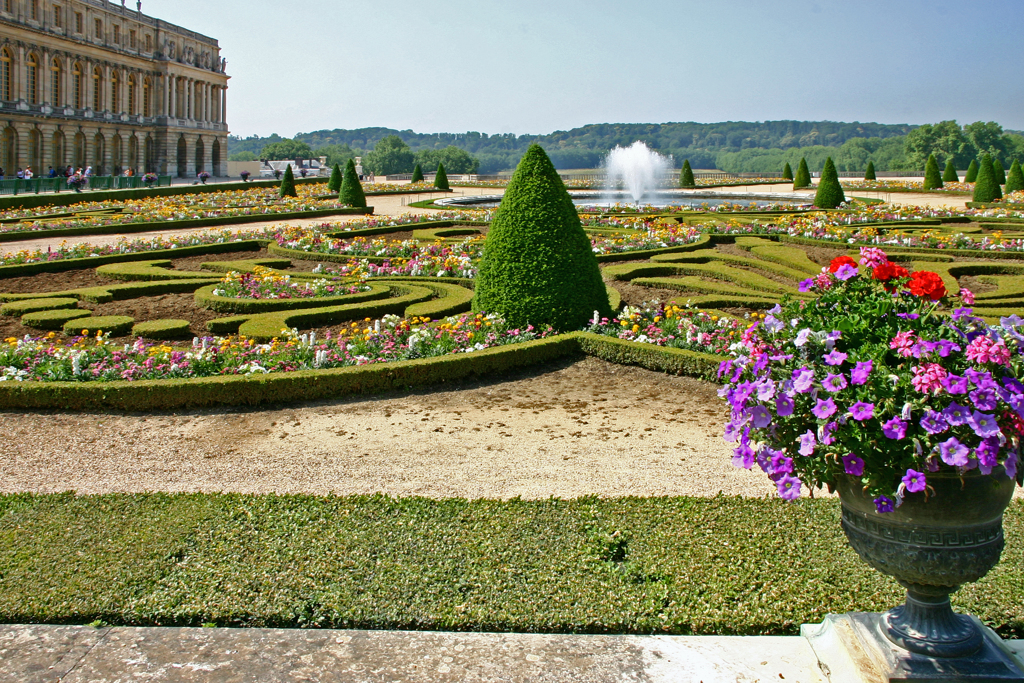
[327,164,342,193]
[973,154,1003,203]
[339,159,367,208]
[679,160,696,188]
[96,260,212,282]
[1005,160,1024,195]
[864,161,876,181]
[21,308,92,330]
[965,159,979,183]
[132,319,192,340]
[923,154,943,190]
[793,158,812,189]
[993,157,1007,185]
[1,297,79,316]
[279,165,297,199]
[64,315,134,337]
[813,157,846,209]
[411,164,424,184]
[472,144,611,332]
[782,162,793,181]
[434,162,450,191]
[942,159,959,183]
[194,283,392,314]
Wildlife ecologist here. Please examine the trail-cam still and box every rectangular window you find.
[144,34,152,52]
[75,11,82,33]
[53,4,61,27]
[30,0,39,21]
[2,1,11,15]
[95,18,102,39]
[113,25,120,44]
[129,29,136,49]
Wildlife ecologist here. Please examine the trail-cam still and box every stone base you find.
[802,613,1024,683]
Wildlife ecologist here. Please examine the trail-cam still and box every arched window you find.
[110,69,119,113]
[26,53,39,104]
[142,76,151,117]
[92,66,101,110]
[0,49,11,102]
[72,62,82,108]
[50,58,62,106]
[127,74,135,115]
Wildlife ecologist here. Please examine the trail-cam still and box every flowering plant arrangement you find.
[718,246,1024,512]
[586,302,751,355]
[143,173,158,184]
[211,266,369,300]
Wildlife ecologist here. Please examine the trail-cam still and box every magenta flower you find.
[793,367,815,393]
[750,405,772,429]
[874,496,896,513]
[859,247,888,268]
[969,387,998,412]
[842,453,865,476]
[968,411,1001,438]
[941,373,969,394]
[834,263,858,281]
[776,394,795,417]
[732,443,755,469]
[812,397,837,419]
[770,452,794,474]
[850,360,872,385]
[849,402,875,421]
[824,350,848,366]
[799,430,817,456]
[823,372,848,392]
[938,437,969,467]
[776,474,802,501]
[902,469,926,493]
[942,402,970,426]
[882,417,907,440]
[920,409,948,435]
[911,363,948,394]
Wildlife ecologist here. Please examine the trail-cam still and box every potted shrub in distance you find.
[717,247,1024,678]
[143,172,158,187]
[197,171,210,185]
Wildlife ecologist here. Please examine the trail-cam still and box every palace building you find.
[0,0,228,177]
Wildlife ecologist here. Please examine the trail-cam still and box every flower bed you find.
[841,179,974,194]
[586,303,750,355]
[212,266,368,300]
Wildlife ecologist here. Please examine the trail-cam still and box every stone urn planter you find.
[803,469,1024,681]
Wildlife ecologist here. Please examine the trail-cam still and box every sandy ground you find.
[0,357,781,500]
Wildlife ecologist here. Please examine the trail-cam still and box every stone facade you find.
[0,0,228,177]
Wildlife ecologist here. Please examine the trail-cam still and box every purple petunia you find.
[882,417,907,440]
[793,367,815,394]
[842,453,865,476]
[920,409,949,435]
[812,397,837,419]
[968,411,1001,438]
[770,452,794,475]
[820,421,838,446]
[824,350,848,366]
[795,329,813,347]
[756,379,776,401]
[943,402,970,426]
[799,430,817,456]
[850,361,872,386]
[969,387,998,412]
[834,263,858,281]
[799,279,815,293]
[776,394,795,418]
[750,405,772,429]
[823,373,848,393]
[732,443,756,469]
[849,402,875,421]
[776,474,802,501]
[942,374,969,395]
[902,469,927,493]
[874,496,896,513]
[938,437,969,467]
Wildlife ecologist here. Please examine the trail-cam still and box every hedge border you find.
[194,282,392,315]
[20,307,92,329]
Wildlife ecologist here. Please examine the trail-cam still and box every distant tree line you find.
[227,120,1024,175]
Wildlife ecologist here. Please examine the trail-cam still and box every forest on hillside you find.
[228,120,1024,175]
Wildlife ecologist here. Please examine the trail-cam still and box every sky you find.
[142,0,1024,139]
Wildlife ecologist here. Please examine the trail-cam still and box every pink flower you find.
[813,272,833,290]
[890,331,917,358]
[960,288,975,305]
[911,363,948,394]
[965,336,1011,366]
[859,247,889,269]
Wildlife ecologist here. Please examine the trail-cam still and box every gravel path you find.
[0,358,778,500]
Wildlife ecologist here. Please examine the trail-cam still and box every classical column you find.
[168,75,176,118]
[221,85,227,126]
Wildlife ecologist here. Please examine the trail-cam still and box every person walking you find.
[23,167,33,179]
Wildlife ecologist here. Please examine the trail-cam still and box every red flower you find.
[829,255,858,273]
[908,271,947,300]
[872,261,909,282]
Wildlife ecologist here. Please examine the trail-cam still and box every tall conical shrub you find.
[279,164,297,198]
[864,161,876,181]
[327,163,342,193]
[965,159,979,183]
[942,160,959,183]
[472,144,611,332]
[992,157,1007,185]
[923,154,943,190]
[339,158,367,208]
[973,154,1002,203]
[433,162,450,190]
[794,157,812,189]
[679,159,696,188]
[814,157,846,209]
[782,162,793,180]
[411,163,424,184]
[1005,160,1024,195]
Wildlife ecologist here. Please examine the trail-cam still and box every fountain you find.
[602,141,671,206]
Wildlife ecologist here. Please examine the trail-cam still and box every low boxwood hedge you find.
[194,283,392,315]
[0,297,79,316]
[20,308,92,329]
[63,315,134,337]
[0,493,1018,636]
[131,319,192,340]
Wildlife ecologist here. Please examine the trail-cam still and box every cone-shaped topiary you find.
[973,154,1002,203]
[942,159,959,183]
[794,157,812,189]
[279,164,297,198]
[472,144,610,332]
[864,161,876,180]
[923,154,943,190]
[339,158,367,208]
[814,157,846,209]
[1005,160,1024,195]
[411,163,424,184]
[965,159,979,183]
[433,162,450,190]
[782,162,793,180]
[679,159,696,188]
[327,164,342,193]
[992,157,1007,185]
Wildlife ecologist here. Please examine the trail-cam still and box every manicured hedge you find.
[1,493,1018,636]
[64,315,134,337]
[132,319,192,340]
[20,308,92,329]
[0,297,79,316]
[194,283,391,315]
[95,260,213,282]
